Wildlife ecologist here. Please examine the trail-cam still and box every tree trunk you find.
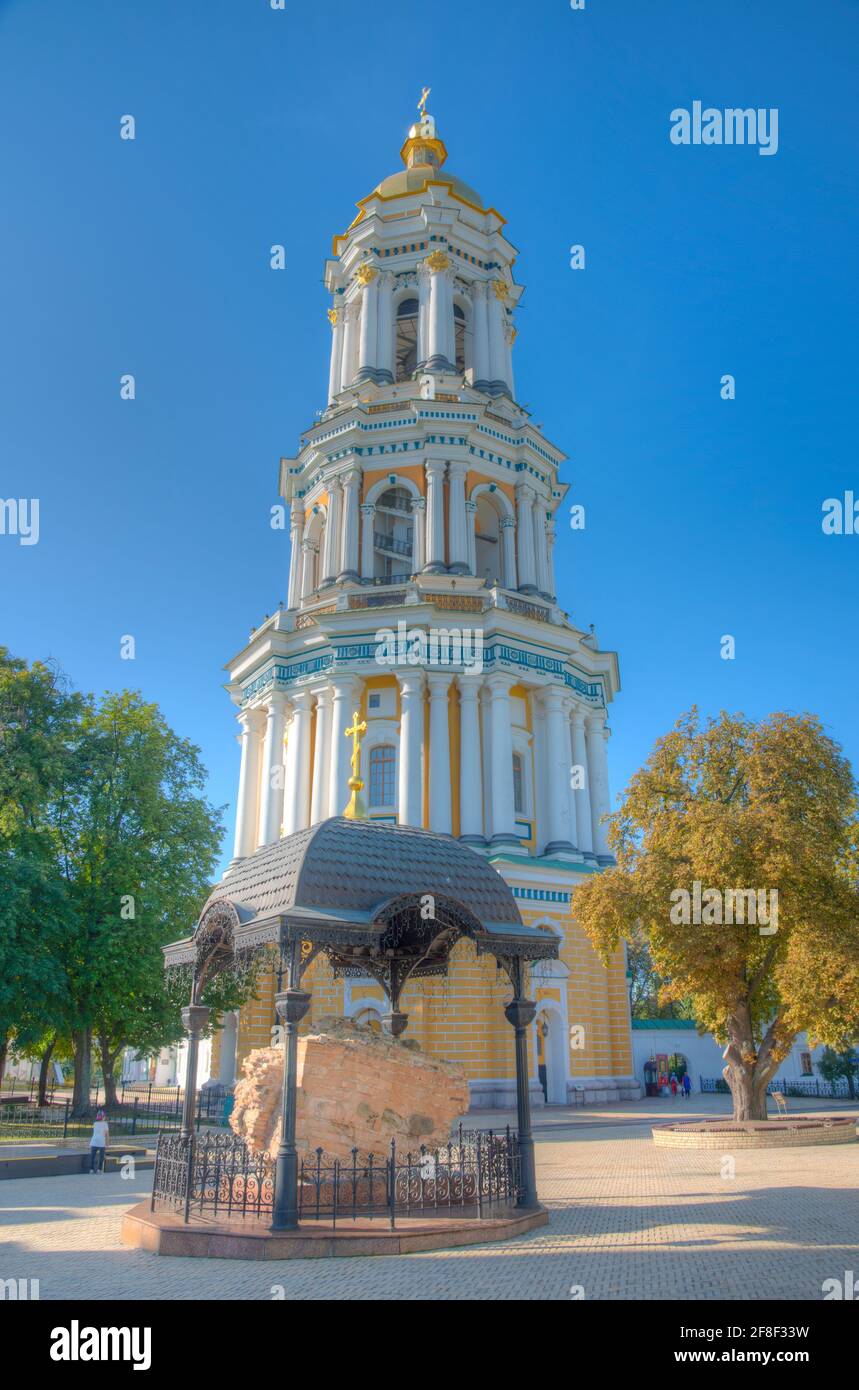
[38,1037,56,1107]
[723,1061,771,1120]
[71,1027,92,1117]
[0,1034,7,1090]
[722,1010,784,1121]
[98,1035,120,1107]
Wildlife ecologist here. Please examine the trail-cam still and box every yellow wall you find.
[230,868,632,1090]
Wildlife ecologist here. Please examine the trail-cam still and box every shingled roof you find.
[200,816,523,933]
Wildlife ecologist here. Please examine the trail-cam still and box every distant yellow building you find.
[211,103,639,1109]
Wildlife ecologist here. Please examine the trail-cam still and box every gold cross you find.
[345,710,367,781]
[418,86,431,119]
[343,710,368,819]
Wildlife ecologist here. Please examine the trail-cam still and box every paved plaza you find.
[2,1096,857,1301]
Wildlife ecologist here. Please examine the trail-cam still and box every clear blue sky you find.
[2,0,857,877]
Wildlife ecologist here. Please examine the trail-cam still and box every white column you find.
[310,690,333,823]
[570,706,593,856]
[546,517,557,599]
[411,497,426,573]
[300,538,318,598]
[257,692,289,847]
[417,268,431,368]
[458,676,484,842]
[321,480,342,585]
[465,499,477,576]
[486,673,519,848]
[397,671,425,827]
[377,272,394,383]
[360,503,375,579]
[356,268,379,382]
[505,321,516,400]
[217,1013,239,1086]
[424,459,446,572]
[516,484,537,592]
[425,253,453,370]
[339,300,359,391]
[533,499,550,596]
[282,689,313,835]
[447,461,468,573]
[488,283,507,387]
[479,684,493,840]
[540,687,574,855]
[328,677,361,817]
[472,281,490,385]
[287,501,304,610]
[338,468,361,580]
[327,307,344,404]
[231,707,265,863]
[427,673,453,834]
[586,712,612,860]
[500,515,517,590]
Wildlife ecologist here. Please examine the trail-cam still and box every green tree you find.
[817,1043,859,1100]
[55,690,225,1112]
[0,650,81,1085]
[572,710,859,1121]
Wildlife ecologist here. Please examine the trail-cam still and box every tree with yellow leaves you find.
[572,709,859,1121]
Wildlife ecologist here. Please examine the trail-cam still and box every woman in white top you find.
[89,1110,109,1173]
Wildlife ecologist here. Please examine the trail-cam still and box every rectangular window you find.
[369,745,396,808]
[512,752,524,816]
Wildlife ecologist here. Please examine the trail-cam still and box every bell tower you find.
[217,100,640,1109]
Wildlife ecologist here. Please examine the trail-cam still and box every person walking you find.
[670,1074,678,1101]
[682,1072,692,1100]
[89,1109,109,1173]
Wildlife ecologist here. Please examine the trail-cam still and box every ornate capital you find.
[356,263,378,287]
[425,249,451,273]
[493,278,510,302]
[327,307,338,326]
[239,706,267,735]
[181,1004,211,1037]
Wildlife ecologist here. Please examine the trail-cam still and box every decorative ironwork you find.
[150,1126,521,1229]
[298,1125,521,1229]
[506,596,551,623]
[151,1131,274,1223]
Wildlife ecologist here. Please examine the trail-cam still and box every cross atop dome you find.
[401,86,448,172]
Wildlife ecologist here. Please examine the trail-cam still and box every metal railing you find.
[151,1132,274,1223]
[373,530,413,557]
[699,1076,855,1099]
[150,1125,522,1229]
[0,1086,233,1142]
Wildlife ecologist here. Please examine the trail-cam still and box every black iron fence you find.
[150,1125,522,1229]
[699,1076,855,1100]
[0,1085,233,1142]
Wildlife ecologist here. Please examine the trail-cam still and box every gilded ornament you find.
[356,264,378,287]
[327,308,338,326]
[426,249,450,272]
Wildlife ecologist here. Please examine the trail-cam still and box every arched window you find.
[512,752,525,816]
[368,743,397,808]
[475,494,502,585]
[373,486,413,580]
[454,303,466,375]
[395,299,419,382]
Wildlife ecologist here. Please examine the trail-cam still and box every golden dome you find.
[372,164,485,211]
